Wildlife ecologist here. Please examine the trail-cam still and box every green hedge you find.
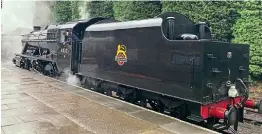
[113,1,161,21]
[86,1,114,18]
[71,1,80,20]
[162,1,238,42]
[232,1,262,79]
[53,1,72,24]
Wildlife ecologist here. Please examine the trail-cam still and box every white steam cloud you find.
[63,68,81,86]
[1,0,53,62]
[79,1,89,19]
[1,1,81,86]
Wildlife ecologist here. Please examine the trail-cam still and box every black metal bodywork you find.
[202,42,249,103]
[78,12,249,105]
[54,18,106,73]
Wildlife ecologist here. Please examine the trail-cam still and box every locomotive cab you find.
[56,18,107,73]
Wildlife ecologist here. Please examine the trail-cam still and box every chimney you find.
[33,26,41,31]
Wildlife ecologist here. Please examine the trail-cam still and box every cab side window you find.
[60,30,70,43]
[60,31,65,43]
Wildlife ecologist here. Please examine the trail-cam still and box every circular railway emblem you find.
[115,44,127,66]
[116,53,127,66]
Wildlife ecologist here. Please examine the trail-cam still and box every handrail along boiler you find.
[12,12,262,132]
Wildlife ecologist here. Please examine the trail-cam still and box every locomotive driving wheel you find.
[44,63,56,77]
[20,58,30,70]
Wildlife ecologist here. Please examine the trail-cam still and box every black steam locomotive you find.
[12,12,262,132]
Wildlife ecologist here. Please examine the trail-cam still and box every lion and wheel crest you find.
[115,44,127,66]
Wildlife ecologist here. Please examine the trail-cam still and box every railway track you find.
[244,117,262,126]
[245,108,260,113]
[207,109,262,134]
[244,108,262,126]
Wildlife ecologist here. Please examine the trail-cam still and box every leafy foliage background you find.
[86,1,114,18]
[232,1,262,80]
[113,1,161,21]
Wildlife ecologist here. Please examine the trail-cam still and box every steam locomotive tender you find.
[13,12,262,131]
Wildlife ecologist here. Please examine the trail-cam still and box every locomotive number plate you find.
[171,52,201,67]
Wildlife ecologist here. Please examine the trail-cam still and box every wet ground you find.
[1,63,216,134]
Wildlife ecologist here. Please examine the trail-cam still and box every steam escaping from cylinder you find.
[1,1,53,62]
[63,68,81,86]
